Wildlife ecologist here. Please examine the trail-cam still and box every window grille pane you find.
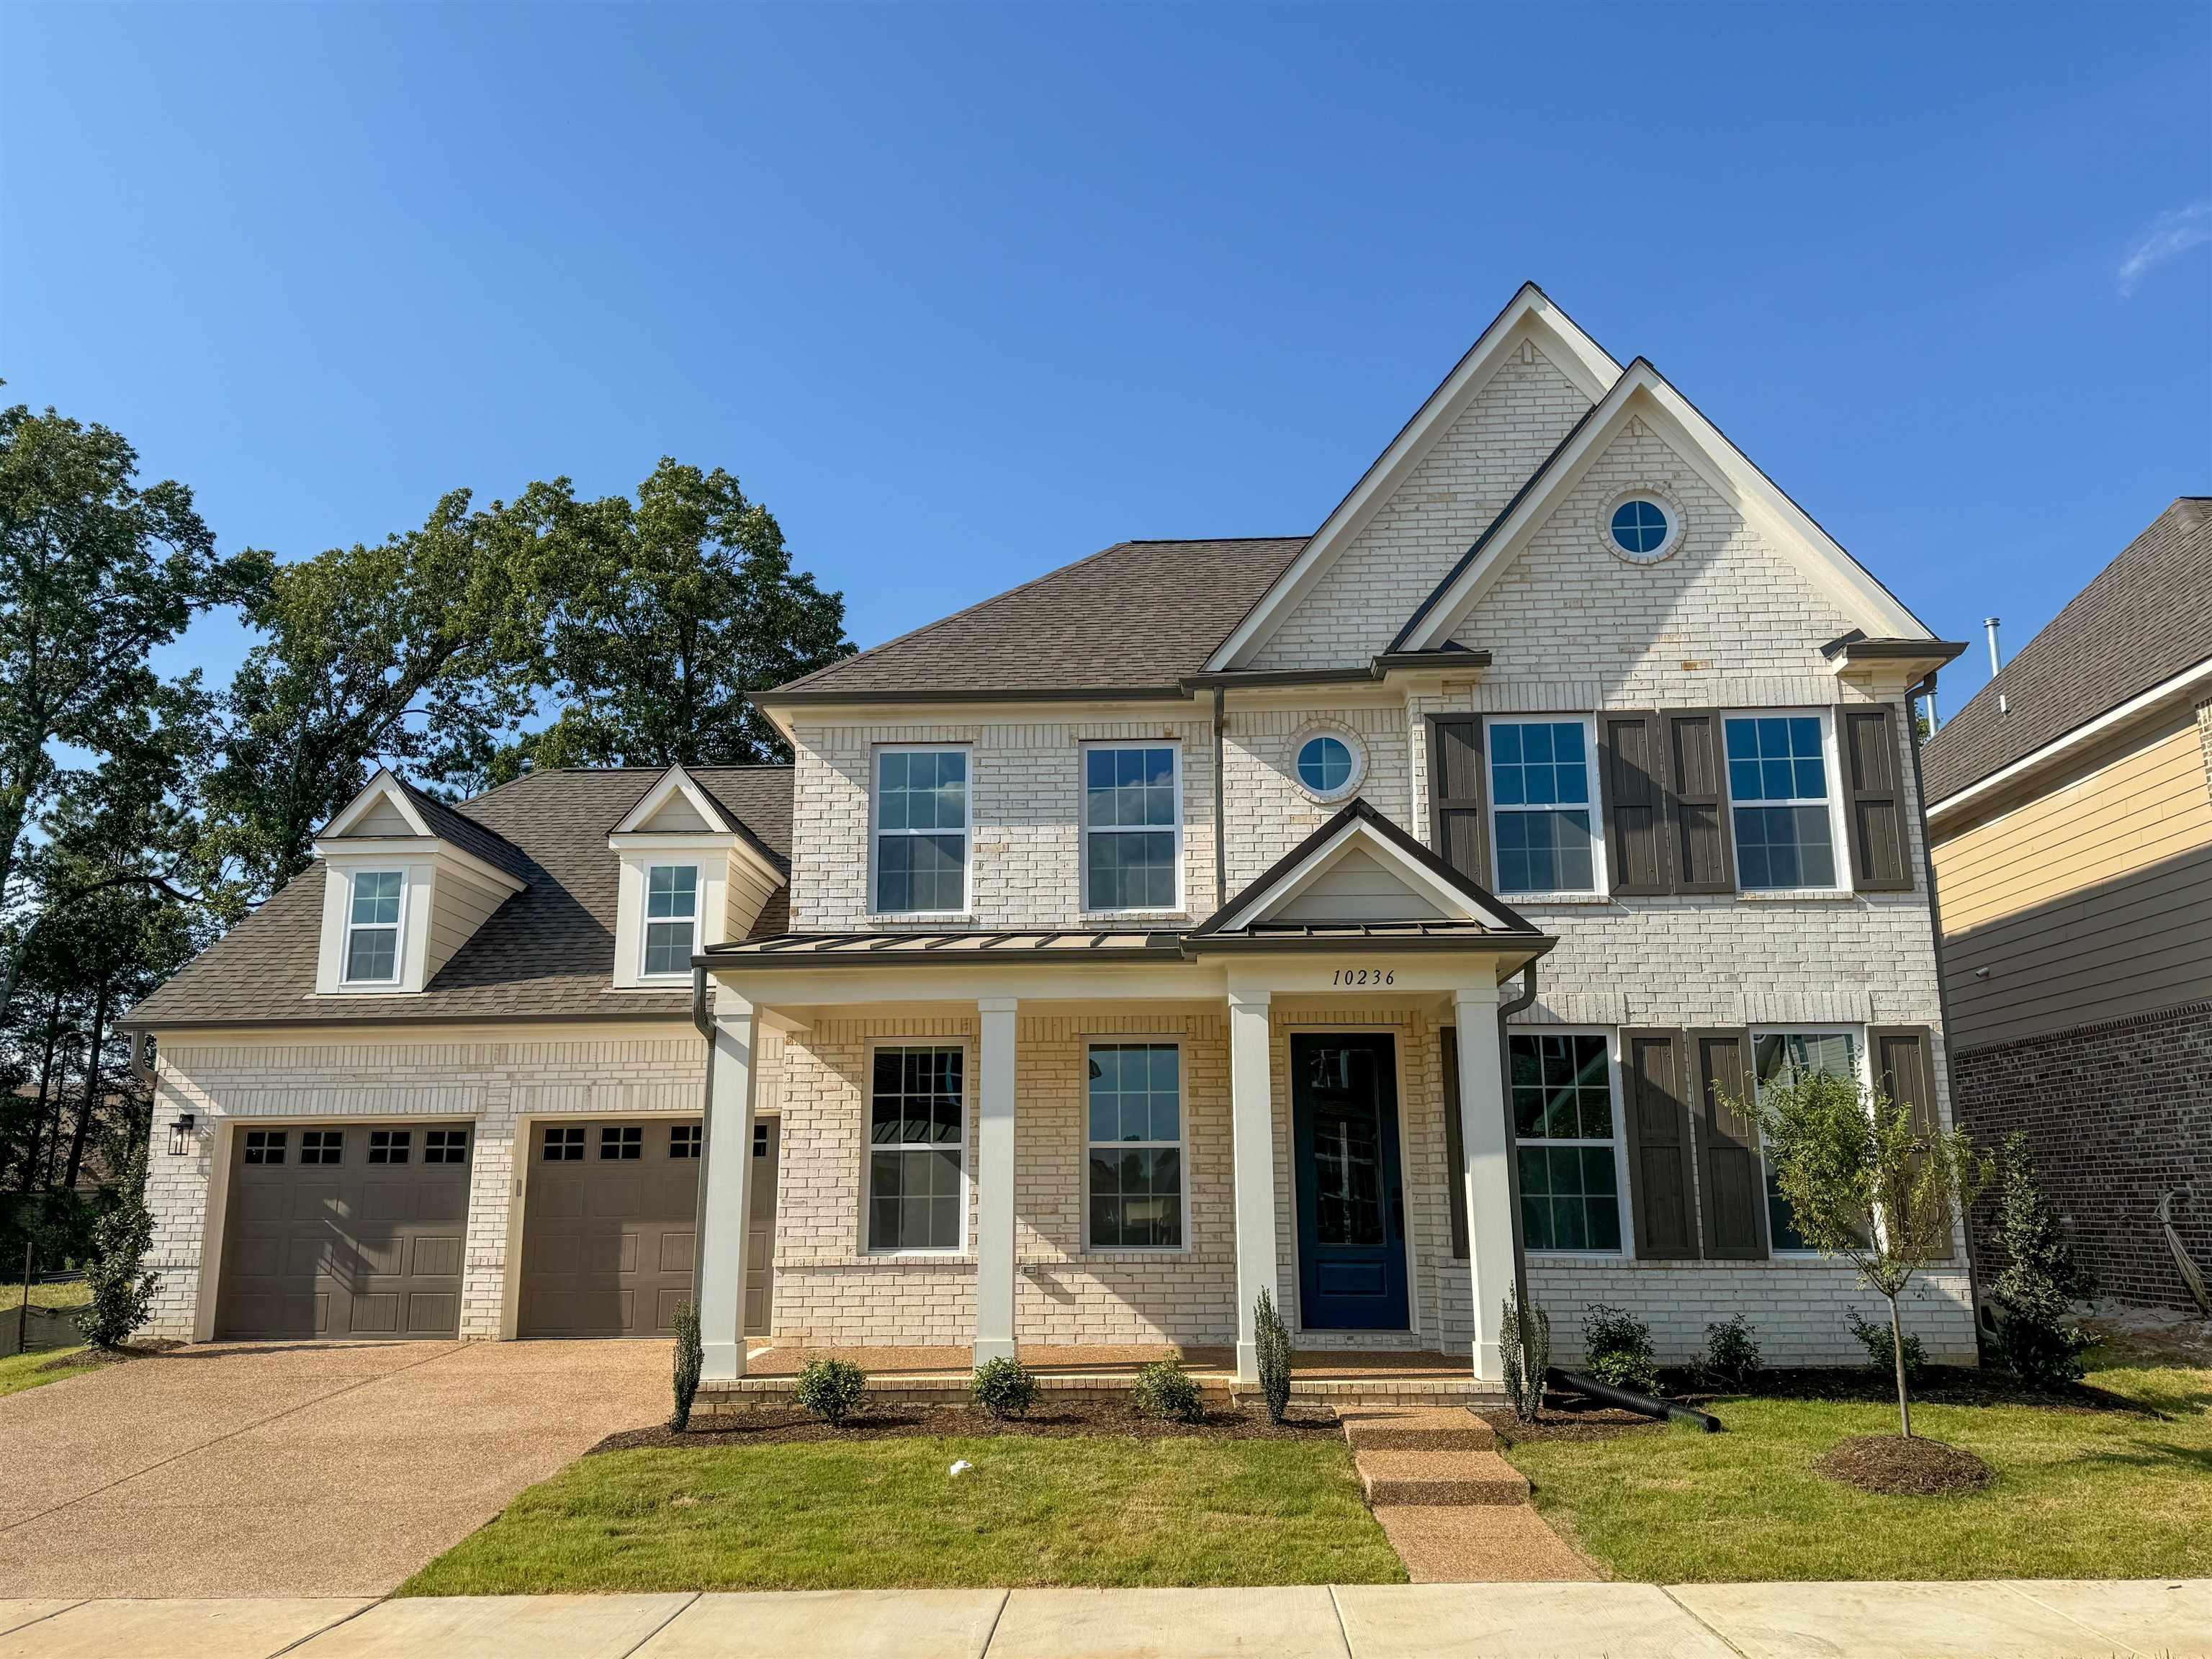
[350,871,403,925]
[646,865,696,919]
[368,1130,410,1164]
[346,927,397,982]
[868,1146,962,1250]
[644,919,695,975]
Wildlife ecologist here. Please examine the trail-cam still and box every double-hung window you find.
[1087,1043,1184,1249]
[1084,742,1180,912]
[1725,715,1839,890]
[1753,1029,1861,1251]
[642,864,699,976]
[344,871,404,984]
[1487,719,1599,894]
[873,749,969,914]
[867,1046,965,1251]
[1509,1031,1624,1252]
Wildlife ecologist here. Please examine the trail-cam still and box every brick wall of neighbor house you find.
[143,1025,709,1341]
[1952,998,2212,1310]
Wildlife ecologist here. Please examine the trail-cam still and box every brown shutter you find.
[1621,1028,1699,1259]
[1662,711,1735,894]
[1599,712,1669,896]
[1441,1026,1469,1261]
[1691,1029,1769,1259]
[1840,706,1913,892]
[1871,1025,1953,1262]
[1428,716,1489,884]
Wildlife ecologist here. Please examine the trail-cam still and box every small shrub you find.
[794,1357,868,1426]
[1133,1357,1204,1423]
[971,1355,1040,1419]
[1848,1307,1925,1382]
[670,1301,703,1431]
[1581,1302,1658,1395]
[1254,1288,1292,1424]
[75,1141,158,1352]
[1988,1131,2095,1387]
[1501,1292,1551,1423]
[1699,1314,1763,1391]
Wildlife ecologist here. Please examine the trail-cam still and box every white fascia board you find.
[1216,817,1517,933]
[1926,655,2212,827]
[1204,286,1622,673]
[608,828,786,889]
[1401,364,1930,652]
[611,765,734,835]
[320,768,433,840]
[312,835,526,896]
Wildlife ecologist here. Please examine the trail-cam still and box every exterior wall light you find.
[168,1113,197,1156]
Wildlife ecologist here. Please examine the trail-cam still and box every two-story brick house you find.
[129,284,1973,1386]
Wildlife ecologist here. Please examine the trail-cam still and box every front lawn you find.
[0,1344,97,1398]
[1504,1364,2212,1582]
[403,1434,1405,1593]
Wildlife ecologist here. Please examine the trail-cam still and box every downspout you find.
[689,965,717,1297]
[1498,963,1538,1341]
[1907,676,1987,1361]
[1212,685,1228,906]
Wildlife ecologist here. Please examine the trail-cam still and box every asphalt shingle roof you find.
[766,538,1309,698]
[1923,499,2212,804]
[129,765,793,1028]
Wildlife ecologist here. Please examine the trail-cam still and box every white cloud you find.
[2118,201,2212,297]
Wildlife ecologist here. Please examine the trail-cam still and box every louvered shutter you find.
[1621,1028,1699,1259]
[1663,711,1736,894]
[1428,716,1489,885]
[1840,707,1913,892]
[1691,1029,1769,1259]
[1599,712,1669,896]
[1441,1026,1469,1261]
[1871,1025,1953,1262]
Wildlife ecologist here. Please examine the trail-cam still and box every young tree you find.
[75,1134,158,1350]
[1988,1131,2095,1385]
[1750,1069,1992,1437]
[500,459,852,775]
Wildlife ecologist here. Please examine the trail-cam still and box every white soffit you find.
[611,764,736,836]
[1205,284,1622,673]
[318,768,433,840]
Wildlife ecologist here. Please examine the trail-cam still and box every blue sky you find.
[4,1,2208,722]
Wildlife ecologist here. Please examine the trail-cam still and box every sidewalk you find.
[2,1581,2206,1658]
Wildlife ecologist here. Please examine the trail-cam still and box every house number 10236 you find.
[1331,968,1395,986]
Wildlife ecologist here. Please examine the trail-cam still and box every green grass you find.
[0,1280,90,1313]
[0,1344,96,1398]
[403,1434,1405,1594]
[1505,1364,2212,1583]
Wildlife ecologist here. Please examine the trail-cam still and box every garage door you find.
[520,1119,703,1338]
[217,1123,472,1340]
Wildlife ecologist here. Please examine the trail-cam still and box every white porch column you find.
[698,990,762,1381]
[1228,988,1277,1383]
[974,997,1019,1365]
[1454,980,1515,1382]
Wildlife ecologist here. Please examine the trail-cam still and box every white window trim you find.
[639,861,702,980]
[1749,1025,1871,1257]
[1483,714,1608,901]
[1081,1037,1192,1255]
[1508,1025,1632,1260]
[1722,708,1853,897]
[340,868,407,987]
[861,1040,971,1257]
[1079,739,1185,917]
[869,744,974,919]
[1290,723,1367,805]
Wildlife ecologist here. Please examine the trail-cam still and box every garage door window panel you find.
[369,1130,411,1164]
[244,1130,287,1165]
[543,1125,585,1161]
[300,1130,343,1166]
[601,1125,643,1160]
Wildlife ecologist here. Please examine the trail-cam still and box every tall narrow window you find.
[1509,1032,1622,1251]
[1488,719,1598,894]
[874,750,968,913]
[1725,716,1838,890]
[1087,1043,1184,1249]
[344,871,403,983]
[1754,1029,1861,1251]
[867,1046,965,1251]
[1084,743,1179,912]
[642,864,699,976]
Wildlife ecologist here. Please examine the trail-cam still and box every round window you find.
[1297,734,1354,794]
[1608,497,1673,560]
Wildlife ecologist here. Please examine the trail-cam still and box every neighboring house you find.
[1923,498,2212,1310]
[128,284,1977,1383]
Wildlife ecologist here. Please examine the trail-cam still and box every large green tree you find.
[500,459,851,775]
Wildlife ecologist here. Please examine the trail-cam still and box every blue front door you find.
[1292,1033,1410,1331]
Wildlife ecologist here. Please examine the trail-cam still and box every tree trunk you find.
[1888,1295,1914,1439]
[64,979,112,1191]
[14,994,64,1197]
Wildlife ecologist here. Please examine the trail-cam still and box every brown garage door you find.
[217,1123,472,1340]
[520,1119,702,1338]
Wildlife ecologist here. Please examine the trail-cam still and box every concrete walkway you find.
[1,1582,2205,1658]
[0,1341,667,1597]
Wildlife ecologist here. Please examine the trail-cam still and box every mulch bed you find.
[1481,1395,1662,1447]
[593,1398,1343,1453]
[34,1340,175,1373]
[1813,1433,1995,1496]
[1656,1365,2152,1417]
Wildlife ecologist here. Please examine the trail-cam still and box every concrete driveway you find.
[0,1340,667,1598]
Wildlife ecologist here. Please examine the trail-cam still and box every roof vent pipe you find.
[1984,616,2003,677]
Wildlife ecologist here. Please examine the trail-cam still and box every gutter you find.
[1178,647,1491,695]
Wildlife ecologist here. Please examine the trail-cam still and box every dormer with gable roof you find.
[606,764,789,989]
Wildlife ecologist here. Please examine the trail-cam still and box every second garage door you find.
[520,1118,702,1338]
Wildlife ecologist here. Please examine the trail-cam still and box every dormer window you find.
[343,871,405,984]
[642,864,700,976]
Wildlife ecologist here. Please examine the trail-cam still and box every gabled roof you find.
[760,538,1306,703]
[1392,359,1936,653]
[1923,498,2212,806]
[1205,284,1622,672]
[129,765,794,1028]
[315,768,535,886]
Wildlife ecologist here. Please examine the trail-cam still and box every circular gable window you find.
[1294,730,1363,801]
[1605,494,1681,564]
